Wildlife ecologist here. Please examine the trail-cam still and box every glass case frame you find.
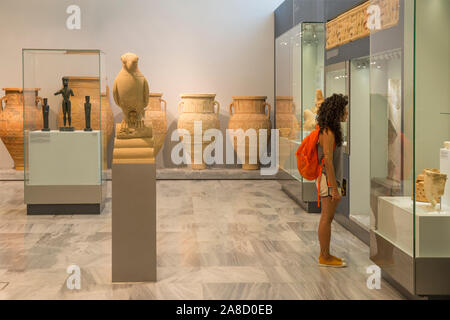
[369,0,450,297]
[276,21,325,212]
[22,49,108,215]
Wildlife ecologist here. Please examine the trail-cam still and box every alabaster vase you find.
[276,96,299,139]
[177,94,220,170]
[144,93,167,156]
[0,88,42,170]
[57,77,114,168]
[414,172,428,203]
[228,96,272,170]
[424,169,447,208]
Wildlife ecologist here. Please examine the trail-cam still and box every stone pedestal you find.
[112,137,156,282]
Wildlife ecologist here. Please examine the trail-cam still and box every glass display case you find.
[276,22,325,212]
[323,57,372,232]
[276,26,295,179]
[22,49,108,215]
[370,0,450,296]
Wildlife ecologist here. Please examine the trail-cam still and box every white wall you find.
[0,0,283,168]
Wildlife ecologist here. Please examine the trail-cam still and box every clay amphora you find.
[0,88,42,170]
[144,93,167,156]
[276,96,299,139]
[228,96,271,170]
[177,94,220,170]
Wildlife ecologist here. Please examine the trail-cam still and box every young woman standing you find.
[316,94,349,268]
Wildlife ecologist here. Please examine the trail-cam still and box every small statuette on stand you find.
[84,96,92,132]
[54,77,75,132]
[41,98,50,132]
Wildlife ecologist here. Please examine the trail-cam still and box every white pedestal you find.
[25,130,104,215]
[28,130,101,186]
[378,197,450,257]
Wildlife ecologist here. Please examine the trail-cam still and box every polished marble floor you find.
[0,180,404,300]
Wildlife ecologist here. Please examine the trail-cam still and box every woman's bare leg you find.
[318,197,339,260]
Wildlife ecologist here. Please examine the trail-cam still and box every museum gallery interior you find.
[0,0,449,300]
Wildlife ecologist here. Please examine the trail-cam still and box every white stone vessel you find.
[424,169,448,208]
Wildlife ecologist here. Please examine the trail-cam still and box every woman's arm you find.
[321,129,341,201]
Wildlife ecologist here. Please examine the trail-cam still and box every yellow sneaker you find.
[318,256,347,268]
[331,255,346,262]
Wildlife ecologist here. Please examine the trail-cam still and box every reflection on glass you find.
[325,62,349,152]
[276,22,325,187]
[349,57,371,229]
[276,28,294,177]
[301,23,325,142]
[369,0,414,274]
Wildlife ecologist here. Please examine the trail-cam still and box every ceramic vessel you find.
[177,94,220,170]
[144,93,167,156]
[57,77,114,168]
[424,169,447,208]
[276,96,299,139]
[228,96,271,170]
[0,88,42,170]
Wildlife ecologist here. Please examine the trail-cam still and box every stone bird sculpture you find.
[113,52,150,137]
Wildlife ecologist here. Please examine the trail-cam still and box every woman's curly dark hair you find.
[316,93,348,147]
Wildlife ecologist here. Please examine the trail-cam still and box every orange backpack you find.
[296,126,335,205]
[296,125,323,181]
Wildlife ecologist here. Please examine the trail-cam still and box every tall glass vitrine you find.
[324,57,372,231]
[370,0,450,296]
[23,49,108,215]
[276,22,325,212]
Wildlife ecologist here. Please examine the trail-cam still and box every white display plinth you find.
[27,130,101,186]
[378,197,450,258]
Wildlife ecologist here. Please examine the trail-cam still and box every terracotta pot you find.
[228,96,271,170]
[0,88,42,170]
[57,77,114,168]
[276,96,299,139]
[144,93,167,156]
[177,94,220,170]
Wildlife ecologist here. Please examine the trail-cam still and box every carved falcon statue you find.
[113,52,149,132]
